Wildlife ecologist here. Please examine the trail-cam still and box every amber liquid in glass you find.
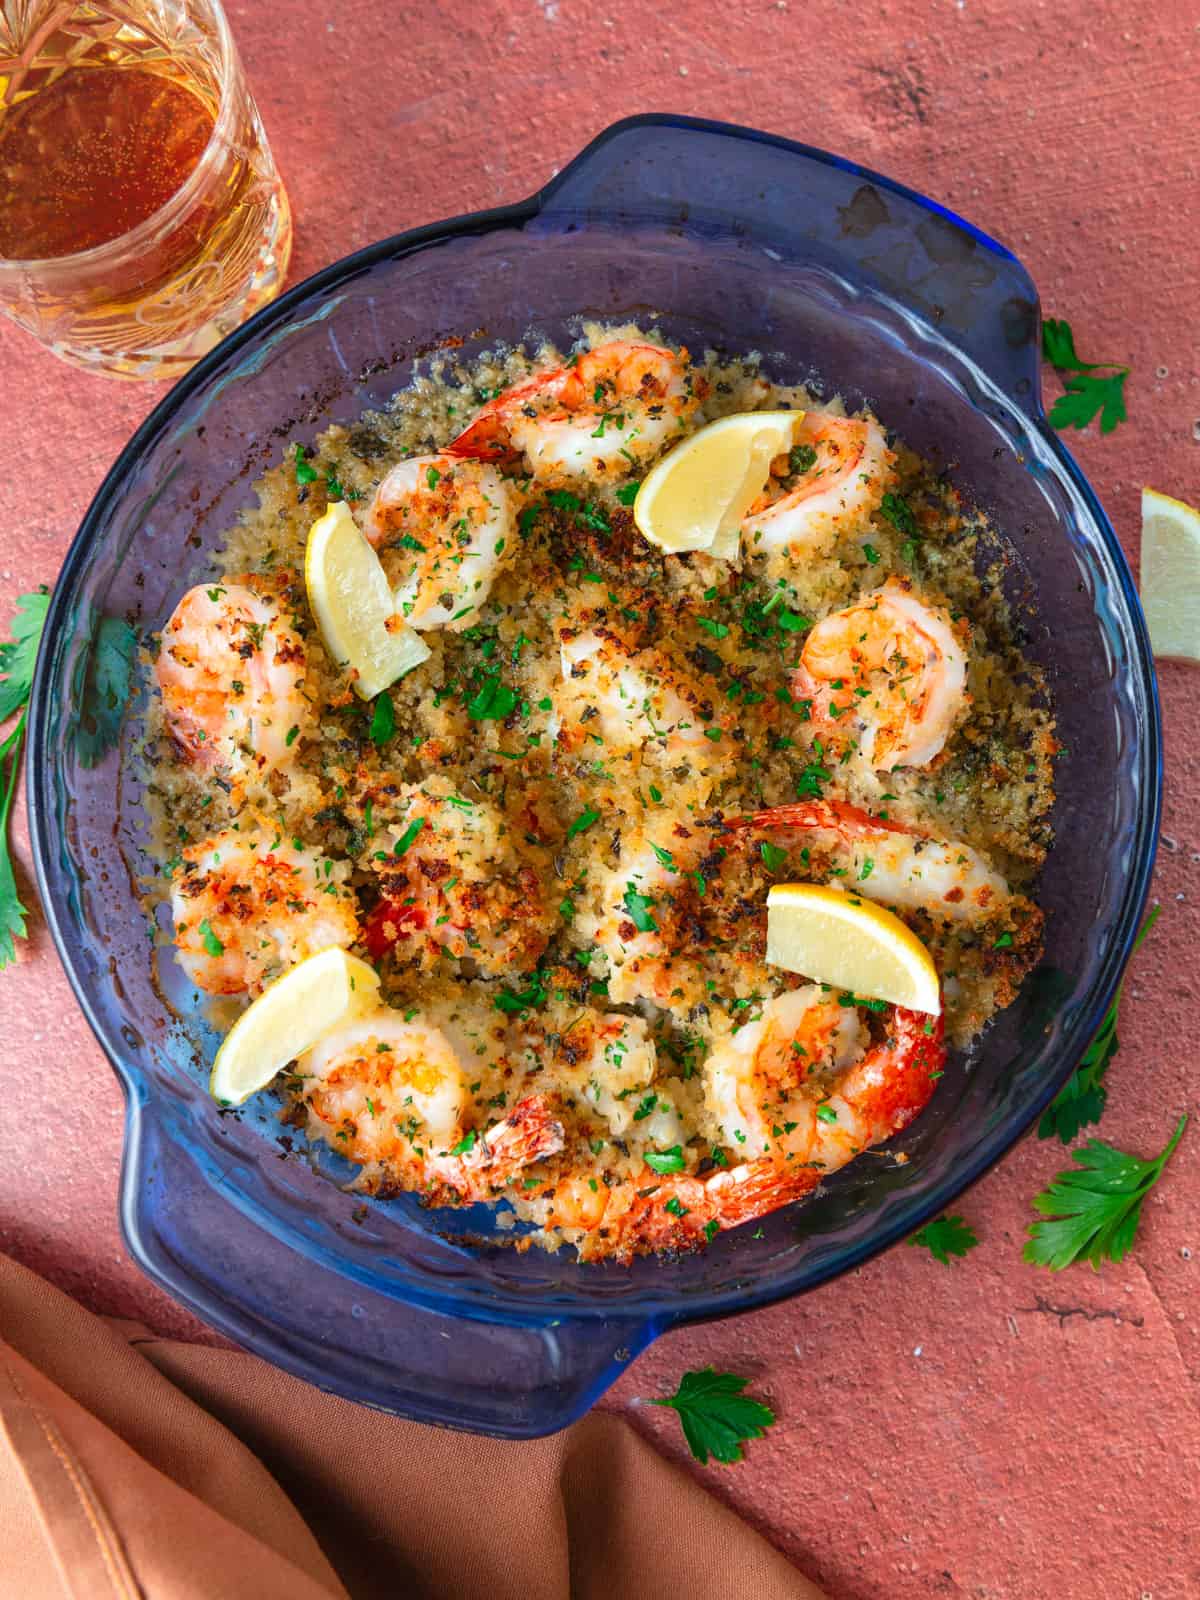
[0,1,291,378]
[0,65,214,259]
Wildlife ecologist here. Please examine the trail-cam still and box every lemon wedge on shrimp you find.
[305,500,431,699]
[210,947,381,1106]
[766,883,941,1015]
[633,411,804,559]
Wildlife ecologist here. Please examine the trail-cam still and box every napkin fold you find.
[0,1253,823,1599]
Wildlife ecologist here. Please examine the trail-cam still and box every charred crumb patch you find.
[546,504,667,589]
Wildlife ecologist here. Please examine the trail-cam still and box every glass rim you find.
[0,0,245,277]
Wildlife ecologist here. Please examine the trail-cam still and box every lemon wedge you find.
[1141,487,1200,662]
[210,947,381,1106]
[305,500,431,699]
[633,411,804,559]
[766,883,941,1014]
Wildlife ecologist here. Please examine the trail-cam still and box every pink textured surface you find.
[2,2,1199,1596]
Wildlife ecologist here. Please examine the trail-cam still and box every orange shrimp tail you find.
[846,1004,946,1137]
[477,1094,565,1174]
[721,798,908,839]
[443,409,513,461]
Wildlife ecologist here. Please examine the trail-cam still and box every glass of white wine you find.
[0,0,292,378]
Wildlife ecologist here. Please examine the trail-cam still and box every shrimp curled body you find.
[155,579,308,774]
[742,412,895,557]
[794,579,968,771]
[446,340,699,484]
[170,827,359,995]
[365,454,515,632]
[299,1008,564,1201]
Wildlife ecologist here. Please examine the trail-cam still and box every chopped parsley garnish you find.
[567,806,600,839]
[369,691,395,747]
[632,1093,658,1121]
[391,816,426,857]
[697,617,730,639]
[908,1214,978,1264]
[616,481,640,505]
[788,443,818,475]
[795,741,832,798]
[880,492,917,538]
[651,1368,776,1466]
[623,885,658,934]
[198,918,224,957]
[293,443,319,485]
[1025,1114,1187,1269]
[494,974,548,1015]
[776,608,811,633]
[815,1103,838,1124]
[447,1130,477,1156]
[760,841,788,874]
[645,1145,686,1174]
[467,675,517,721]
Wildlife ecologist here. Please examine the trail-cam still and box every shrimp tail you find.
[721,798,908,840]
[476,1094,566,1172]
[840,1004,946,1138]
[443,409,513,462]
[431,1094,566,1204]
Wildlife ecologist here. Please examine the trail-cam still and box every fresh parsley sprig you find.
[1041,317,1130,435]
[0,589,50,969]
[908,1214,979,1264]
[1024,1114,1187,1271]
[1039,904,1159,1144]
[652,1367,776,1465]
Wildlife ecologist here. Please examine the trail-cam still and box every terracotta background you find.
[3,1,1199,1596]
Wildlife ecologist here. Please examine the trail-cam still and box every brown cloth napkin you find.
[0,1253,823,1600]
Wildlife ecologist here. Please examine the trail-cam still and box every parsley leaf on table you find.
[652,1367,776,1465]
[0,590,49,724]
[1041,317,1130,435]
[1038,904,1159,1144]
[908,1214,979,1264]
[1,589,50,969]
[1024,1114,1187,1271]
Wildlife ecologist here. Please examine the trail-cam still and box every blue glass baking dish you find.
[28,115,1160,1437]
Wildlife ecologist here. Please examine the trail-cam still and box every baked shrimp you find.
[743,411,895,557]
[170,825,358,995]
[155,577,309,775]
[365,454,515,631]
[447,338,699,483]
[794,579,969,771]
[298,1006,564,1200]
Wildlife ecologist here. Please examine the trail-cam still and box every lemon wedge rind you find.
[209,947,381,1106]
[766,882,941,1015]
[1140,486,1200,663]
[633,411,804,559]
[305,500,431,700]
